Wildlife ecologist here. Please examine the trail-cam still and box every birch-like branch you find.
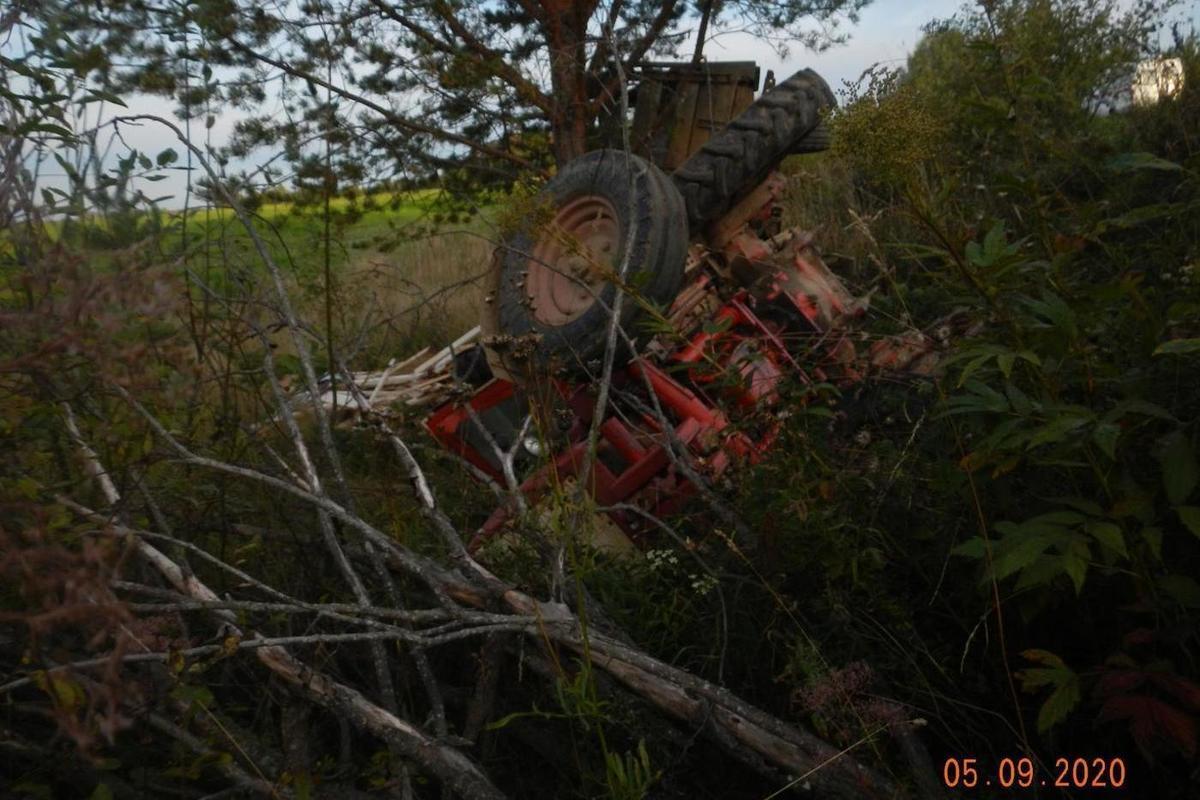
[59,406,507,800]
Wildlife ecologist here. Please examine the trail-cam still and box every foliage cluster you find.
[747,0,1200,794]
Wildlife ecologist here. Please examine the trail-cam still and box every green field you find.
[40,188,499,363]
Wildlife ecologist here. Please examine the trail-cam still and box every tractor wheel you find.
[791,119,833,154]
[495,149,687,372]
[672,68,836,232]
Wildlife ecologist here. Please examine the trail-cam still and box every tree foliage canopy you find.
[43,0,869,193]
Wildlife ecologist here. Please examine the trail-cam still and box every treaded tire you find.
[791,119,833,154]
[672,68,836,231]
[496,150,688,371]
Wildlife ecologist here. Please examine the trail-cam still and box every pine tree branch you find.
[223,39,538,172]
[370,0,555,115]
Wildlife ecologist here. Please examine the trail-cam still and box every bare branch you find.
[144,711,287,799]
[57,417,507,800]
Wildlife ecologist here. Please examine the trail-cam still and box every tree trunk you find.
[545,0,593,164]
[693,0,717,62]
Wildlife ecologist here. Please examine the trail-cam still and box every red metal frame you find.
[444,292,804,550]
[423,170,941,552]
[425,378,518,482]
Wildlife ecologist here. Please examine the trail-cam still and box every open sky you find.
[704,0,966,93]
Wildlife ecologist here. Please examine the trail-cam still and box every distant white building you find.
[1090,56,1186,115]
[1132,57,1185,106]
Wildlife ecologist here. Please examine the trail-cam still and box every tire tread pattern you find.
[672,69,836,231]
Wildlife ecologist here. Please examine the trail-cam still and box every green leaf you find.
[1018,650,1080,733]
[1158,431,1198,505]
[1177,507,1200,541]
[171,683,214,707]
[1018,665,1061,690]
[33,671,85,711]
[991,534,1055,581]
[1028,510,1087,527]
[943,379,1011,415]
[1016,350,1042,367]
[1005,382,1034,415]
[1153,338,1200,356]
[1085,521,1127,559]
[1061,547,1089,595]
[629,268,652,289]
[1159,575,1200,608]
[1092,422,1121,459]
[979,220,1008,255]
[84,89,127,107]
[701,316,733,335]
[1142,526,1164,561]
[1053,496,1104,516]
[25,122,74,138]
[1037,676,1081,733]
[156,147,178,166]
[938,343,1006,369]
[1021,648,1068,672]
[951,537,987,559]
[1018,292,1076,336]
[1026,413,1092,449]
[965,221,1018,268]
[1106,151,1183,172]
[1014,554,1064,590]
[1106,203,1180,229]
[1106,399,1177,423]
[956,353,994,387]
[965,240,982,266]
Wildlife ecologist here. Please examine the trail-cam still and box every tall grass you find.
[324,228,494,365]
[79,190,504,372]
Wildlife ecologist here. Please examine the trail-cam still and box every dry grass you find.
[779,154,871,260]
[310,228,497,368]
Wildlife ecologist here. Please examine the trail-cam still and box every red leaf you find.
[1122,627,1156,647]
[1095,669,1147,697]
[1098,694,1197,757]
[1149,673,1200,712]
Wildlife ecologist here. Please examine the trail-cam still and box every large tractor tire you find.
[672,68,836,232]
[792,119,833,154]
[495,150,688,372]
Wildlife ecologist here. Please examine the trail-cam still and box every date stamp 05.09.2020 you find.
[941,756,1128,791]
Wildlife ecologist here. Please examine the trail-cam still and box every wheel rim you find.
[526,194,620,326]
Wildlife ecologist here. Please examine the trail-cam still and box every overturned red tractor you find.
[326,63,944,551]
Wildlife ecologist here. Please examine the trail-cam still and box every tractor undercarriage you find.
[312,62,949,553]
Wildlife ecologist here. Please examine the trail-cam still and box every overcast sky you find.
[41,0,1193,207]
[705,0,965,92]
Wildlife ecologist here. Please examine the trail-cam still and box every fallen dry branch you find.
[62,389,909,798]
[312,326,480,418]
[60,407,508,800]
[383,550,906,798]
